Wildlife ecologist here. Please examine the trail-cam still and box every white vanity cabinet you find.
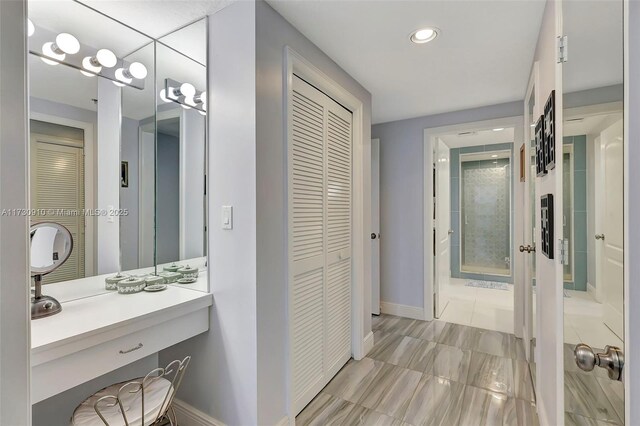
[31,285,212,403]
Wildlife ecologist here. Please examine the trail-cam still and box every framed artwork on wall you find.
[543,90,556,170]
[541,193,554,259]
[535,115,546,177]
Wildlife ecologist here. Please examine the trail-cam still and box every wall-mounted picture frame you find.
[541,193,554,259]
[121,161,129,188]
[543,90,556,170]
[520,144,526,182]
[535,114,546,177]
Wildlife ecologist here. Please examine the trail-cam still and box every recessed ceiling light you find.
[491,154,498,158]
[410,27,439,44]
[493,128,504,132]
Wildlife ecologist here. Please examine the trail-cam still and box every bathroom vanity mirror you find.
[155,19,208,277]
[27,1,209,302]
[562,0,624,422]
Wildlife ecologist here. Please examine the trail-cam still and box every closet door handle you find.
[119,343,143,354]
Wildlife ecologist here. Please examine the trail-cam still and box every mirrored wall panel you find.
[562,0,624,423]
[155,19,207,279]
[27,1,208,301]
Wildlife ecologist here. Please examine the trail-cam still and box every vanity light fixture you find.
[493,127,505,132]
[128,62,147,79]
[81,56,102,77]
[27,19,35,37]
[55,33,80,54]
[161,78,206,114]
[410,27,439,44]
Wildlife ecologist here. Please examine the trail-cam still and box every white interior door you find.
[371,138,380,315]
[435,138,450,318]
[289,75,352,415]
[601,119,624,339]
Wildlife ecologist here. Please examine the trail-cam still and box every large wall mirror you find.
[561,0,624,423]
[27,0,209,301]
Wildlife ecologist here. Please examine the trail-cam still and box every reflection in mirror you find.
[28,0,155,300]
[562,0,624,422]
[155,19,207,279]
[30,222,73,318]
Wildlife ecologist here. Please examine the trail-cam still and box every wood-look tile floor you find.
[296,314,538,426]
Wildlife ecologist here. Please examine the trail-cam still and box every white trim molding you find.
[380,301,426,321]
[274,416,290,426]
[173,399,225,426]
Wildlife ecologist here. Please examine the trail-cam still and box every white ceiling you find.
[439,127,514,149]
[268,0,547,124]
[563,0,623,93]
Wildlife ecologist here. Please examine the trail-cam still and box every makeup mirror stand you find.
[31,274,62,319]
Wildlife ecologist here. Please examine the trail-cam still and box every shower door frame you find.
[458,150,514,278]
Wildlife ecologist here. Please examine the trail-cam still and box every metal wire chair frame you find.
[91,356,191,426]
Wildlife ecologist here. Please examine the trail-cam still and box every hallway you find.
[296,314,537,425]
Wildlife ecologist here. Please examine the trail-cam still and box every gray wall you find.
[371,101,523,309]
[120,117,140,271]
[156,132,180,264]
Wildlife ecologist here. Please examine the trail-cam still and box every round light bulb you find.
[27,19,35,37]
[112,81,125,87]
[128,62,147,79]
[410,27,439,44]
[115,68,132,84]
[80,70,96,77]
[82,56,102,74]
[96,49,117,68]
[180,83,196,98]
[42,42,65,65]
[185,96,197,107]
[55,33,80,54]
[198,110,206,116]
[159,89,170,103]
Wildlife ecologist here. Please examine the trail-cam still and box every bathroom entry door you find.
[371,138,380,315]
[601,119,624,339]
[434,138,450,318]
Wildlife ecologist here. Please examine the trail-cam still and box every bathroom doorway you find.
[429,120,522,334]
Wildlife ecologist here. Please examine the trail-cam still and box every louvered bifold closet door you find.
[289,76,353,415]
[31,140,85,284]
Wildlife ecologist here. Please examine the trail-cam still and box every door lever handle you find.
[448,229,454,235]
[595,234,605,240]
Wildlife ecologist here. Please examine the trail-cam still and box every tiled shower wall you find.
[461,158,511,273]
[450,143,514,283]
[564,135,587,291]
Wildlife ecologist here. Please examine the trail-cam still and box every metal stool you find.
[71,356,190,426]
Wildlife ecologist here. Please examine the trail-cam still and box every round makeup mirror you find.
[30,222,73,319]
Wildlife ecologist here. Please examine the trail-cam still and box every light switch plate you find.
[222,206,233,230]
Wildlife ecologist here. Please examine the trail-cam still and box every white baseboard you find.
[362,331,374,356]
[587,282,597,300]
[173,399,225,426]
[380,301,425,320]
[274,416,290,426]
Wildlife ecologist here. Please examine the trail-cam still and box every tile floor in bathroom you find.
[297,313,624,425]
[296,314,538,425]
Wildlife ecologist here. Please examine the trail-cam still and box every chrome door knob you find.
[595,234,605,240]
[448,229,454,235]
[574,343,624,381]
[371,233,377,240]
[519,245,536,253]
